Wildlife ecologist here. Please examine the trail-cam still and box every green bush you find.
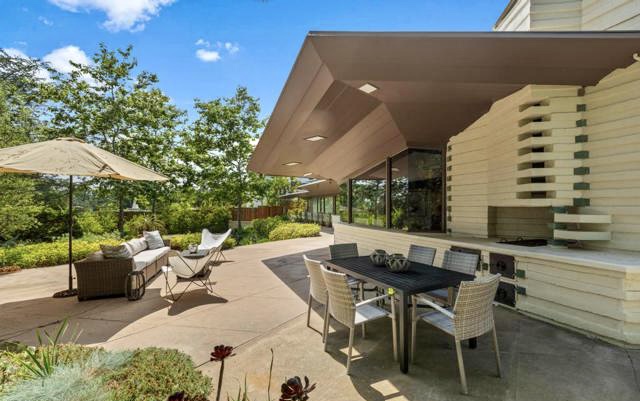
[268,223,321,241]
[0,235,120,269]
[162,202,230,235]
[104,348,211,401]
[169,232,236,251]
[123,215,166,237]
[77,212,105,235]
[251,216,287,239]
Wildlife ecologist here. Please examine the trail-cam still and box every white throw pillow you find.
[126,237,148,255]
[144,230,165,250]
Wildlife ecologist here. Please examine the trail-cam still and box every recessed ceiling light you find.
[358,83,378,94]
[303,172,313,177]
[304,135,326,142]
[283,161,301,166]
[391,167,400,172]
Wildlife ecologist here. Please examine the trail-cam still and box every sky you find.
[1,0,509,119]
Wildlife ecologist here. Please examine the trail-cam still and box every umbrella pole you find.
[53,175,78,298]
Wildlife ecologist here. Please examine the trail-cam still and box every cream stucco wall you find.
[333,221,640,345]
[495,0,640,31]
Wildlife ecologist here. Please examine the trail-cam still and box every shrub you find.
[124,215,167,237]
[268,223,320,241]
[251,216,286,239]
[169,233,236,251]
[162,202,230,235]
[104,348,211,401]
[0,235,120,269]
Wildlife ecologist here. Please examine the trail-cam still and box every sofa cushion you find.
[144,230,164,250]
[100,244,132,259]
[126,237,148,256]
[133,246,170,271]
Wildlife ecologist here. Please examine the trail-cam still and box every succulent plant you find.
[279,376,316,401]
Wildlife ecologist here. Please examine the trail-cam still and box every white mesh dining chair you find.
[407,244,436,265]
[411,274,502,395]
[321,266,397,374]
[303,255,329,342]
[421,250,479,305]
[329,243,367,300]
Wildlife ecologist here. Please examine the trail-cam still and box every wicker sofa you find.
[75,238,171,301]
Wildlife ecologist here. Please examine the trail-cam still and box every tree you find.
[184,87,265,229]
[0,49,49,241]
[44,44,185,235]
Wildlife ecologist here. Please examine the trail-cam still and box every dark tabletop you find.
[325,256,475,295]
[181,249,209,259]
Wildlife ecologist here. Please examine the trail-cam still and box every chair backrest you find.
[453,274,501,340]
[200,229,232,251]
[320,266,356,328]
[329,243,358,259]
[407,244,436,265]
[168,251,212,279]
[303,255,327,305]
[442,250,478,275]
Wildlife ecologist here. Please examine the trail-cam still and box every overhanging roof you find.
[249,31,640,183]
[280,179,340,199]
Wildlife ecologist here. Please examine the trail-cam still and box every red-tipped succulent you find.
[279,376,316,401]
[210,345,235,362]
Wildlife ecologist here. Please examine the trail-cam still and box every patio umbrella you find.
[0,137,169,297]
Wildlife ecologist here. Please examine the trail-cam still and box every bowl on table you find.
[369,249,388,266]
[386,253,410,272]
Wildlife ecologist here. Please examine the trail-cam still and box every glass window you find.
[391,149,443,232]
[352,162,386,227]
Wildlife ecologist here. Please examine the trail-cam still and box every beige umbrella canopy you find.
[0,137,168,298]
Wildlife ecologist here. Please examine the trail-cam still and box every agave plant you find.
[8,318,80,379]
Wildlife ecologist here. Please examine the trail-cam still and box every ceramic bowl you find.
[386,253,410,272]
[369,249,388,266]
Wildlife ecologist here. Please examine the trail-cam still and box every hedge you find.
[268,223,321,241]
[0,236,120,269]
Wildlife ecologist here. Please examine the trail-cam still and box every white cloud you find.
[38,16,54,26]
[43,45,91,74]
[195,38,210,47]
[4,48,29,59]
[224,42,239,54]
[195,49,221,63]
[48,0,175,32]
[2,48,51,81]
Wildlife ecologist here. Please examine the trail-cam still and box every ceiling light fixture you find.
[304,135,326,142]
[303,172,313,176]
[391,167,400,172]
[283,161,301,166]
[358,83,378,94]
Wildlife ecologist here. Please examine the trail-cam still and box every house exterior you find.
[249,2,640,345]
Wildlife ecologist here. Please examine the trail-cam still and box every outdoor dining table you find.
[325,255,476,374]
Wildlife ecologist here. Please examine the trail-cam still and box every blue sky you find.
[1,0,508,119]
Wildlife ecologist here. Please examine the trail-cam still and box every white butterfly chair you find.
[200,228,232,263]
[303,255,329,342]
[321,266,397,375]
[162,249,216,301]
[411,274,502,395]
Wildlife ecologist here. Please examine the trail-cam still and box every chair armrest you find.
[414,295,455,319]
[356,294,389,307]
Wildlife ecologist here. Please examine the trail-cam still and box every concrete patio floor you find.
[1,233,639,400]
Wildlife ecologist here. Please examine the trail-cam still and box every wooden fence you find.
[231,206,285,221]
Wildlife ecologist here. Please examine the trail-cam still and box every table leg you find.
[398,291,410,373]
[468,337,477,349]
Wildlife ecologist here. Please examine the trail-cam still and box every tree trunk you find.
[236,195,242,231]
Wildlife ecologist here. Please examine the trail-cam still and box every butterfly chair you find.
[162,249,216,301]
[199,228,232,263]
[411,274,502,395]
[303,255,329,342]
[321,266,397,374]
